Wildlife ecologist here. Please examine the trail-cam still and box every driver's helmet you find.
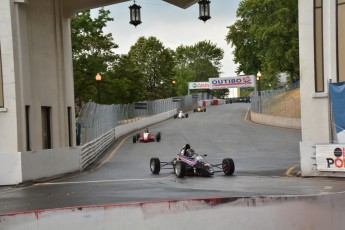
[179,111,183,113]
[144,128,149,133]
[186,148,196,157]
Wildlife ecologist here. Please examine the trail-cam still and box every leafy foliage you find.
[225,0,299,89]
[174,40,224,96]
[128,36,176,100]
[71,9,118,105]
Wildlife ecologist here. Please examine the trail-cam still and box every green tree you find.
[102,55,145,104]
[128,36,175,100]
[174,40,224,96]
[225,0,299,86]
[71,8,118,105]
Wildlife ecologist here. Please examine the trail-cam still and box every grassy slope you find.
[262,88,301,118]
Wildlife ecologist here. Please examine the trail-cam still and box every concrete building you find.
[299,0,345,176]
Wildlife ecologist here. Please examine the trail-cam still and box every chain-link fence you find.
[77,93,209,145]
[250,84,300,118]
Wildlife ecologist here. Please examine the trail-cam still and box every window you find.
[42,106,52,149]
[0,44,4,108]
[337,0,345,82]
[314,0,324,92]
[25,105,31,151]
[67,107,72,147]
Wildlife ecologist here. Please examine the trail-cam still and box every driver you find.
[186,148,196,158]
[180,144,190,156]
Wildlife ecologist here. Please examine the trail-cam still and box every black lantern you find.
[129,2,141,27]
[198,0,211,22]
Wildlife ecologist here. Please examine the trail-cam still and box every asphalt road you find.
[2,103,345,215]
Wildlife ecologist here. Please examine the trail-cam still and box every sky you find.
[93,0,241,77]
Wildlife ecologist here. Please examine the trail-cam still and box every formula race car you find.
[133,129,161,143]
[174,111,189,119]
[193,107,206,112]
[150,145,235,178]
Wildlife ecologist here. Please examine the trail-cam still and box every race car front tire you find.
[174,161,186,178]
[222,158,235,175]
[132,135,136,143]
[156,132,161,142]
[185,113,188,118]
[150,158,161,174]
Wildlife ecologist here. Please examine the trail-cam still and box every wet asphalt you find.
[1,103,345,215]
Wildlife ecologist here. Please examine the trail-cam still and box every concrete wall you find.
[0,110,176,185]
[1,194,345,229]
[0,0,19,153]
[251,111,301,130]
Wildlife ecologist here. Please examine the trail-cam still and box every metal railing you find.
[250,84,300,118]
[77,93,209,145]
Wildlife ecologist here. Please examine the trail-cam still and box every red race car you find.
[133,129,161,143]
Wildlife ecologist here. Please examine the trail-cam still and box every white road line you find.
[42,176,173,185]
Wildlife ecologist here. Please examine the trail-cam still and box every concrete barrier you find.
[0,110,177,186]
[1,194,345,230]
[251,111,301,129]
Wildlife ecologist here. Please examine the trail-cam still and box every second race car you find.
[150,144,235,178]
[133,128,161,143]
[193,106,206,112]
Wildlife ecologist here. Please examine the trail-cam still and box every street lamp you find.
[256,71,262,113]
[256,71,262,97]
[95,73,102,104]
[129,1,141,27]
[198,0,211,22]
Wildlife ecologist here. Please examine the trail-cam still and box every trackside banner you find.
[329,82,345,143]
[188,82,210,90]
[209,75,255,89]
[316,145,345,171]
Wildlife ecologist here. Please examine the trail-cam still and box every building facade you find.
[299,0,345,176]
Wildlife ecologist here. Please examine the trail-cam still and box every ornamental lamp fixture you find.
[129,1,142,27]
[198,0,211,22]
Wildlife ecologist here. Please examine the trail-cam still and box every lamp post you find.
[256,71,262,113]
[95,73,102,104]
[129,1,141,27]
[198,0,211,22]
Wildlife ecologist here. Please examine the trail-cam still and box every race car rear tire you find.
[136,133,140,140]
[174,161,186,178]
[132,135,136,143]
[156,132,161,142]
[174,114,177,119]
[185,113,188,118]
[203,108,206,112]
[150,158,160,174]
[193,109,197,112]
[222,158,235,175]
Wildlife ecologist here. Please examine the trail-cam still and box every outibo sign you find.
[209,75,255,89]
[316,145,345,171]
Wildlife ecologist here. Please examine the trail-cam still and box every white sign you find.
[188,82,210,90]
[316,145,345,171]
[209,75,255,89]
